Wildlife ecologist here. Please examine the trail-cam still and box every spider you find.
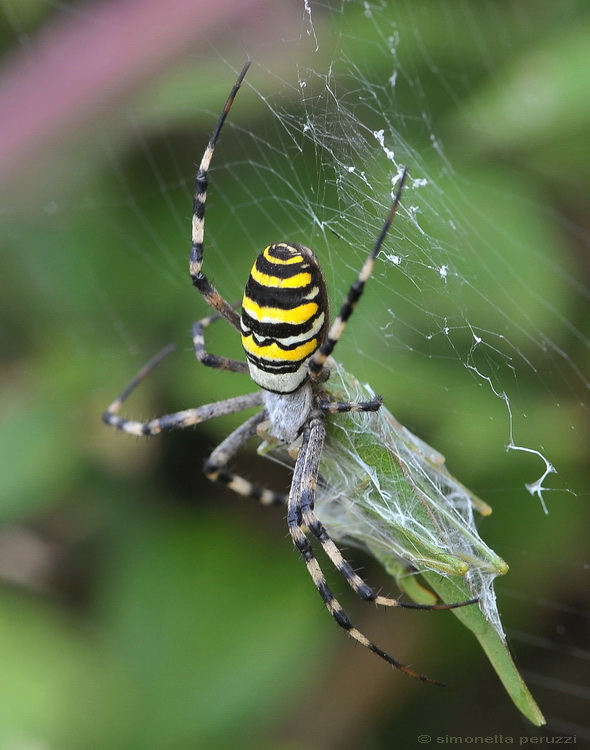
[103,61,475,684]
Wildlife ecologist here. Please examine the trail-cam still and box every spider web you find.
[1,0,589,745]
[253,58,572,514]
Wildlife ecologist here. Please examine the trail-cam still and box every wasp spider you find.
[103,61,475,684]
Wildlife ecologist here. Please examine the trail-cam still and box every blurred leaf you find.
[93,506,329,749]
[453,21,590,155]
[0,590,109,747]
[0,380,78,521]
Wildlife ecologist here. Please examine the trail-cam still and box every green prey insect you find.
[102,62,544,713]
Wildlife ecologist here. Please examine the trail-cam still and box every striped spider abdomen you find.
[241,242,329,393]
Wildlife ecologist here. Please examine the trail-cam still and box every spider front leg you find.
[204,411,287,506]
[287,415,443,684]
[308,167,409,381]
[189,62,250,332]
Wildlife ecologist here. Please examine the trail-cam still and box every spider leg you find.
[318,396,383,414]
[308,167,408,381]
[287,415,444,684]
[102,343,262,436]
[204,411,287,506]
[189,61,251,332]
[103,391,262,437]
[192,313,248,374]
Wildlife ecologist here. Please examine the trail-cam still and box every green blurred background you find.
[1,1,589,748]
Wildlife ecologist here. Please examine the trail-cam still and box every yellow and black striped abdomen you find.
[241,243,328,393]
